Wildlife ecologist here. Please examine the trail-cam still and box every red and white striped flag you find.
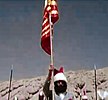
[41,0,59,55]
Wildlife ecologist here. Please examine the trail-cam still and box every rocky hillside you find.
[0,67,108,100]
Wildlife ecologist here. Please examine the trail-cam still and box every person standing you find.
[43,66,76,100]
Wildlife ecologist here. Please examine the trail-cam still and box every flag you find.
[41,0,51,55]
[41,0,59,55]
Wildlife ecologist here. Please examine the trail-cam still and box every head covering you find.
[82,95,88,100]
[54,67,67,83]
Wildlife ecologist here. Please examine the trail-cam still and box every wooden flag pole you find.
[49,12,55,100]
[94,65,97,100]
[8,65,13,100]
[49,3,54,69]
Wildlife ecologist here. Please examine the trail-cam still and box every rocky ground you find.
[0,67,108,100]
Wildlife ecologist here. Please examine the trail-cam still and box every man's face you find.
[54,80,67,95]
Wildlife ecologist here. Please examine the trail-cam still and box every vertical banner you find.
[41,0,59,55]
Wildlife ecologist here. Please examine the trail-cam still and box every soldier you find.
[43,65,76,100]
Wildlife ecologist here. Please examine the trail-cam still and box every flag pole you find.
[42,0,59,99]
[8,65,13,100]
[94,65,97,100]
[49,5,54,69]
[49,12,55,100]
[48,0,54,98]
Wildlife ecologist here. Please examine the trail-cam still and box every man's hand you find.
[48,65,54,80]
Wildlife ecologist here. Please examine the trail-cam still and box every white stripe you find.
[41,29,50,37]
[42,24,50,32]
[42,19,48,26]
[44,0,48,8]
[51,10,58,14]
[47,6,51,11]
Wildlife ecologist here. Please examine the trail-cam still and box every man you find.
[81,85,88,100]
[74,82,88,100]
[43,66,76,100]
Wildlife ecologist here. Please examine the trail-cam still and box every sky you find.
[0,0,108,81]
